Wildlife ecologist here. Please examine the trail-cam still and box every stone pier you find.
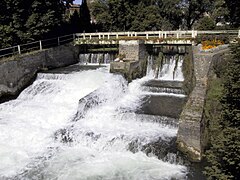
[177,45,229,162]
[110,40,147,82]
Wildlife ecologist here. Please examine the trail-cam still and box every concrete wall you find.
[177,45,229,162]
[0,43,79,101]
[110,40,147,82]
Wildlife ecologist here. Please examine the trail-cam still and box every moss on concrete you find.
[182,46,195,95]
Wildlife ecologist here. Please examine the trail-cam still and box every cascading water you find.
[147,55,184,81]
[0,64,189,179]
[79,53,116,64]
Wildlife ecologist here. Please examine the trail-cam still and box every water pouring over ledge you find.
[0,58,190,179]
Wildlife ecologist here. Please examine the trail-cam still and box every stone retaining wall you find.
[177,45,229,162]
[0,43,79,101]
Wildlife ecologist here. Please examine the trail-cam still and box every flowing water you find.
[0,55,192,179]
[79,53,116,64]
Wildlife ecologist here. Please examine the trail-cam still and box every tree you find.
[225,0,240,28]
[181,0,211,29]
[204,41,240,180]
[69,10,81,33]
[195,16,215,30]
[80,0,92,32]
[0,0,66,48]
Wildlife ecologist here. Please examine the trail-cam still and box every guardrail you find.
[0,34,75,59]
[0,30,239,59]
[76,30,240,40]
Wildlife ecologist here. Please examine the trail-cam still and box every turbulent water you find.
[147,55,184,81]
[79,53,116,64]
[0,58,188,179]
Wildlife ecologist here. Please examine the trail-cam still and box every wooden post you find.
[39,40,42,51]
[116,33,119,39]
[238,30,240,38]
[17,45,21,54]
[146,33,149,39]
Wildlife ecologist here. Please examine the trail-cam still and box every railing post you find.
[39,40,42,50]
[58,37,60,46]
[108,33,110,39]
[146,33,149,39]
[238,30,240,38]
[116,33,119,39]
[99,34,101,39]
[164,32,167,39]
[73,34,76,40]
[192,30,198,38]
[17,45,21,54]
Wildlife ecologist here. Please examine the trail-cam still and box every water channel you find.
[0,54,204,179]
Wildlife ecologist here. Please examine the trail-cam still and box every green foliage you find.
[0,0,65,48]
[204,42,240,180]
[90,0,181,31]
[225,0,240,28]
[80,0,92,32]
[181,0,212,29]
[195,16,216,30]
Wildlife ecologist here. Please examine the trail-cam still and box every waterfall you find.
[147,55,184,81]
[79,53,116,64]
[0,66,188,179]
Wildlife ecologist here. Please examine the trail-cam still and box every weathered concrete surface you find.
[0,43,79,101]
[139,95,187,118]
[110,40,147,82]
[177,45,229,162]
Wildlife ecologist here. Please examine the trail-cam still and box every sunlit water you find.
[0,64,188,179]
[147,55,184,81]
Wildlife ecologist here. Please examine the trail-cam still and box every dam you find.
[0,50,204,179]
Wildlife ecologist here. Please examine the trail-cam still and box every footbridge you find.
[0,29,239,163]
[75,30,240,45]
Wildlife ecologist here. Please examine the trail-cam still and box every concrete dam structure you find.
[0,40,229,179]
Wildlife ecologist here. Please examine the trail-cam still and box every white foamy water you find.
[79,53,115,64]
[147,55,184,81]
[0,66,187,179]
[0,67,111,177]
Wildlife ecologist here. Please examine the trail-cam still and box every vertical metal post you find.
[238,30,240,38]
[191,30,195,38]
[159,31,161,38]
[17,45,21,54]
[116,33,119,39]
[39,41,42,51]
[108,34,110,39]
[99,34,101,39]
[164,32,167,39]
[177,32,179,39]
[146,33,149,39]
[58,37,60,46]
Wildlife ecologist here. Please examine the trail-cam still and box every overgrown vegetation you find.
[1,0,239,49]
[204,41,240,180]
[90,0,240,32]
[0,0,92,49]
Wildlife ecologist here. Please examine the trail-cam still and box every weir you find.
[0,37,230,179]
